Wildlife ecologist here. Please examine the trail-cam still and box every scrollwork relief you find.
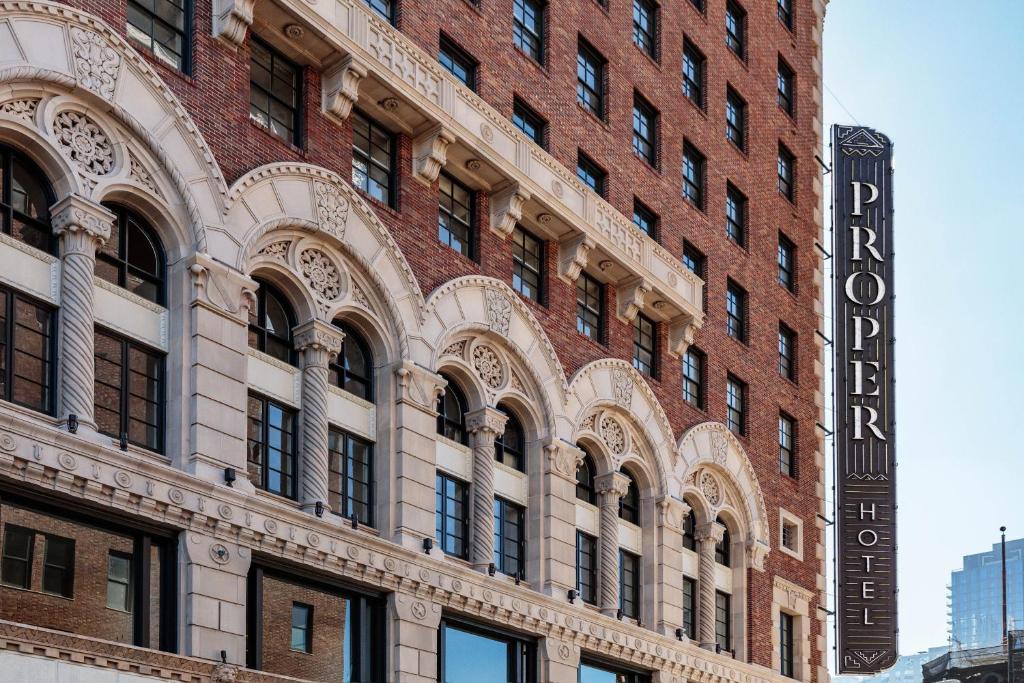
[53,110,114,176]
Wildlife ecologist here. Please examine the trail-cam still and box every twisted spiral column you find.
[466,406,507,571]
[294,320,344,513]
[695,521,726,650]
[594,471,631,616]
[51,196,114,431]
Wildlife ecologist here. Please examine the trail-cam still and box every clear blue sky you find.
[823,0,1024,660]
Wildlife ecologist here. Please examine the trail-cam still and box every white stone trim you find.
[779,507,804,561]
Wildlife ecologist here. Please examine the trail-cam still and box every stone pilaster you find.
[390,593,442,683]
[594,470,630,617]
[542,440,584,599]
[465,406,507,571]
[540,636,581,683]
[695,520,726,650]
[180,532,250,664]
[655,496,690,636]
[293,320,345,513]
[186,254,257,484]
[50,195,114,433]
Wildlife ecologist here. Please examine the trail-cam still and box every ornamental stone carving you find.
[0,98,39,123]
[699,470,722,507]
[486,287,512,336]
[299,248,343,301]
[127,152,159,195]
[471,344,504,390]
[70,28,120,101]
[313,181,349,239]
[441,340,467,358]
[613,368,634,409]
[257,240,290,260]
[599,414,626,455]
[711,433,728,465]
[545,442,583,479]
[53,110,114,176]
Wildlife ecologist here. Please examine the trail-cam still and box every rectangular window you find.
[726,375,745,436]
[778,57,795,116]
[632,0,657,59]
[512,98,546,148]
[0,286,54,414]
[94,328,163,452]
[0,525,33,589]
[632,94,658,166]
[0,497,177,650]
[248,567,384,681]
[715,591,732,651]
[493,498,525,578]
[777,0,793,30]
[576,272,603,342]
[780,412,796,477]
[682,242,705,278]
[436,472,469,559]
[441,619,536,683]
[725,183,746,246]
[576,152,607,197]
[106,551,132,611]
[127,0,189,72]
[352,111,395,207]
[580,660,651,683]
[632,199,658,239]
[778,233,795,291]
[682,346,704,409]
[249,38,300,145]
[725,280,746,342]
[725,87,746,150]
[439,173,475,258]
[632,313,656,378]
[328,428,374,526]
[619,550,641,619]
[778,143,796,202]
[682,142,705,209]
[688,0,705,12]
[682,40,705,109]
[41,534,74,598]
[576,38,606,119]
[246,393,297,498]
[682,576,697,639]
[725,1,746,59]
[779,323,796,380]
[781,612,795,677]
[362,0,393,23]
[512,226,544,303]
[290,602,312,653]
[513,0,544,64]
[439,35,477,90]
[576,531,598,605]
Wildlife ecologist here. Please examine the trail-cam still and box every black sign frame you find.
[832,124,898,674]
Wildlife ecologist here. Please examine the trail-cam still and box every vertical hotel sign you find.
[832,125,897,674]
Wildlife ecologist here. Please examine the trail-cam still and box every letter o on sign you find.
[858,529,879,547]
[845,271,886,306]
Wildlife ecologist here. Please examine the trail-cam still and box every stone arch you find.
[675,421,771,570]
[228,163,423,360]
[423,276,566,439]
[0,3,229,252]
[566,359,675,498]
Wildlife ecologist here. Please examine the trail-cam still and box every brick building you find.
[0,0,829,680]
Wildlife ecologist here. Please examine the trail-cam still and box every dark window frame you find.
[94,327,165,453]
[778,143,796,202]
[435,471,470,560]
[726,374,746,436]
[682,40,706,110]
[329,320,373,402]
[682,241,707,313]
[106,550,133,612]
[579,657,652,683]
[715,590,732,652]
[682,141,706,210]
[512,225,545,304]
[682,576,697,639]
[575,271,604,343]
[493,496,526,578]
[436,374,469,445]
[513,0,545,64]
[725,0,747,60]
[0,524,33,589]
[439,617,536,683]
[619,549,641,620]
[438,172,476,259]
[363,0,394,24]
[495,406,526,472]
[576,452,597,504]
[352,110,397,208]
[576,37,607,120]
[632,312,657,379]
[246,392,298,499]
[725,280,747,343]
[576,151,607,197]
[0,144,55,254]
[249,36,302,146]
[618,470,640,524]
[725,87,747,151]
[777,0,794,31]
[96,204,166,305]
[126,0,192,74]
[576,530,598,605]
[512,98,547,148]
[779,412,797,478]
[725,183,747,247]
[439,33,477,91]
[715,520,731,566]
[290,602,313,653]
[778,57,796,117]
[632,199,659,240]
[778,232,796,291]
[682,346,705,409]
[682,508,696,551]
[41,533,75,598]
[781,612,795,677]
[248,278,297,366]
[779,322,796,381]
[632,0,658,60]
[0,284,55,415]
[328,426,374,526]
[632,93,659,168]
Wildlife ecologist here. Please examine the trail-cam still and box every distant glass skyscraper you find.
[949,537,1024,648]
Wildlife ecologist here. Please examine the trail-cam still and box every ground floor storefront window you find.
[439,617,536,683]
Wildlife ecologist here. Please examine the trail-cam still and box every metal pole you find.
[1003,526,1008,645]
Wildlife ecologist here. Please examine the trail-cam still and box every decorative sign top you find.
[832,124,898,674]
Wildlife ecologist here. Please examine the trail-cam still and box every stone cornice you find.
[0,411,797,683]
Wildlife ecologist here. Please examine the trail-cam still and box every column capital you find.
[322,54,368,123]
[188,253,258,322]
[412,123,457,186]
[293,319,345,356]
[656,495,692,532]
[543,440,584,481]
[50,194,114,248]
[489,183,532,238]
[465,405,508,438]
[694,520,726,545]
[594,470,631,501]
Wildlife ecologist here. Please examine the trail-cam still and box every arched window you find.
[618,469,640,524]
[330,320,372,401]
[715,517,731,567]
[436,374,468,445]
[494,405,525,472]
[248,278,296,365]
[682,507,696,551]
[575,450,596,504]
[0,145,54,254]
[97,204,165,304]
